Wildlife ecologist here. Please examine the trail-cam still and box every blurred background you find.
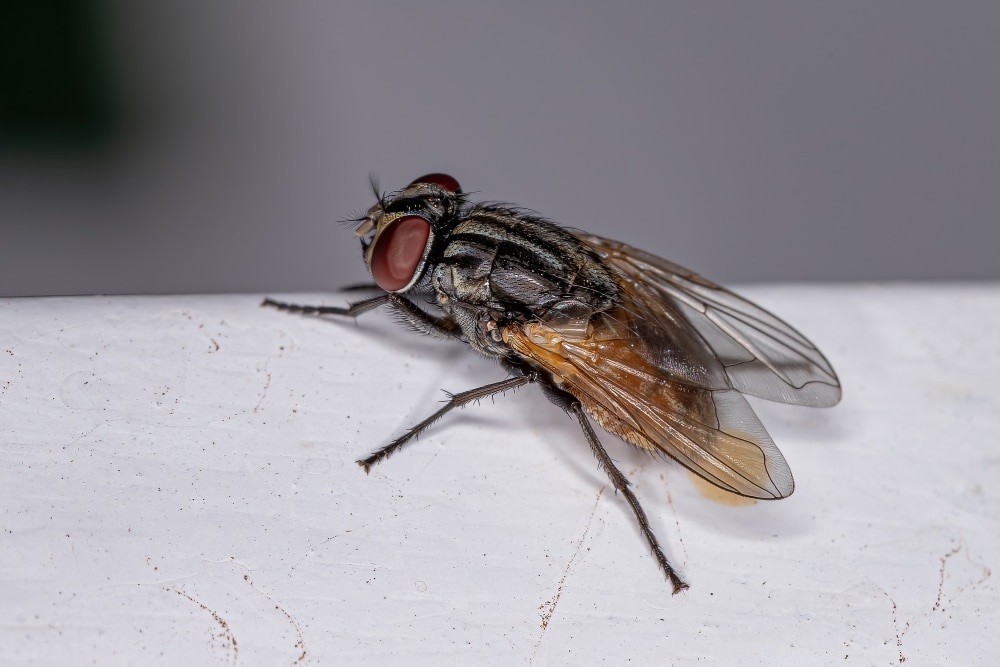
[1,1,998,297]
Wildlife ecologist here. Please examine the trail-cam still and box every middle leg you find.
[357,372,537,472]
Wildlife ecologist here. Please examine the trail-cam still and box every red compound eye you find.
[369,215,431,292]
[408,173,461,193]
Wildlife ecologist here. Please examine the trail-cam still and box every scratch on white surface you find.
[658,473,689,566]
[532,485,607,660]
[242,574,308,666]
[68,419,112,447]
[253,368,272,414]
[933,544,963,613]
[931,541,991,613]
[0,348,18,407]
[202,555,255,573]
[169,588,239,666]
[880,588,907,665]
[408,444,444,484]
[288,534,343,576]
[875,539,993,665]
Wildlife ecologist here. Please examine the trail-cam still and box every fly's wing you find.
[575,234,842,408]
[502,309,794,499]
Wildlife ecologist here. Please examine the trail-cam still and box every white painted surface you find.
[1,286,997,665]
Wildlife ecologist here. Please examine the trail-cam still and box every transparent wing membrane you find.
[577,234,842,407]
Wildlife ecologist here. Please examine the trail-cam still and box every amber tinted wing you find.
[502,308,795,499]
[575,234,842,408]
[501,233,841,499]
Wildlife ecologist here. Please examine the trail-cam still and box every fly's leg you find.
[384,294,460,338]
[357,373,536,472]
[518,361,688,590]
[262,294,389,317]
[340,282,381,292]
[262,294,459,338]
[569,402,689,594]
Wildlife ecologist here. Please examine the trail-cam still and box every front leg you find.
[262,293,459,339]
[262,294,389,318]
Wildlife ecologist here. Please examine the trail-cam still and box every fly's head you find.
[353,173,463,293]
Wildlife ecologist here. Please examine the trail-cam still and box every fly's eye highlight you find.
[369,214,432,292]
[408,173,461,193]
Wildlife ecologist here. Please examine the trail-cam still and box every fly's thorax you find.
[431,206,620,321]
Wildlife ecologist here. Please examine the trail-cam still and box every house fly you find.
[263,173,841,593]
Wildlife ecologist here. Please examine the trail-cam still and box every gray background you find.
[2,1,998,297]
